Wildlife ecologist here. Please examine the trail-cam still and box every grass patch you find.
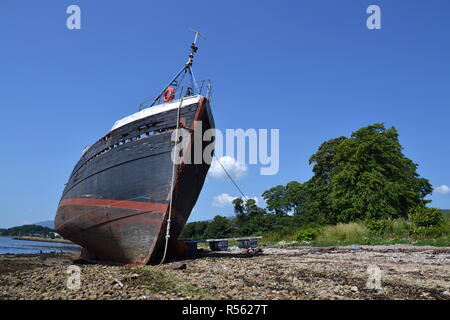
[261,215,450,247]
[317,223,366,242]
[124,266,217,300]
[260,226,299,243]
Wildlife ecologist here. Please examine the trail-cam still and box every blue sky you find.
[0,0,449,228]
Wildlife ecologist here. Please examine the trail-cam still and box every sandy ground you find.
[0,244,449,300]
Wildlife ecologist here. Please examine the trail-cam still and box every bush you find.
[413,225,447,238]
[295,228,318,241]
[408,206,442,228]
[365,219,391,236]
[387,219,413,238]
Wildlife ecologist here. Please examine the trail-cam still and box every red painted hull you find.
[56,199,168,264]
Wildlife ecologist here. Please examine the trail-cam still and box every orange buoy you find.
[163,87,175,102]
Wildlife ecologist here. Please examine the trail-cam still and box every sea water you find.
[0,237,80,254]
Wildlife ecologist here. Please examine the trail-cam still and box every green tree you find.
[262,182,312,217]
[261,123,432,224]
[179,221,209,240]
[203,216,232,239]
[262,185,290,215]
[232,198,245,215]
[306,136,348,223]
[286,181,304,214]
[328,124,432,222]
[245,199,265,216]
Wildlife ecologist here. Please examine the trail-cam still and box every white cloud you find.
[212,193,236,208]
[209,156,248,180]
[212,193,260,208]
[434,185,450,195]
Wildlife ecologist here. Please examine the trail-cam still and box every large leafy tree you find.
[262,123,432,223]
[327,124,432,222]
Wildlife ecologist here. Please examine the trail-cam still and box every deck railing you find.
[139,79,212,111]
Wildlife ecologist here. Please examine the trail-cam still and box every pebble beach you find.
[0,245,449,300]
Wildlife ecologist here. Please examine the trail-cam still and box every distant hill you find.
[0,224,55,237]
[33,220,55,229]
[441,209,450,215]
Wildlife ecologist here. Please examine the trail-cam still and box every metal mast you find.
[149,29,206,108]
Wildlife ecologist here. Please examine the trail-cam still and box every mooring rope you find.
[213,154,248,202]
[159,96,184,265]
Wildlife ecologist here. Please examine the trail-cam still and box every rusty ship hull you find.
[55,95,214,264]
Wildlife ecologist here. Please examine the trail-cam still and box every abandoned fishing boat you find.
[55,31,214,265]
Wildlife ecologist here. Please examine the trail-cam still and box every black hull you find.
[55,96,214,264]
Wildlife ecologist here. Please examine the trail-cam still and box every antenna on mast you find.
[189,28,206,45]
[186,28,206,67]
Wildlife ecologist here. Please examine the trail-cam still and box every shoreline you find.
[11,236,74,245]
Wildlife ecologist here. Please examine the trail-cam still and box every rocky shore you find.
[0,244,449,300]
